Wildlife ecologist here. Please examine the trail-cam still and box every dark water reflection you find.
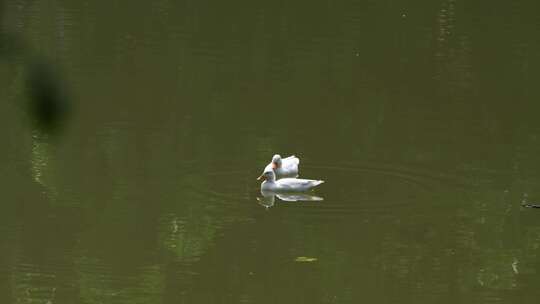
[2,0,540,303]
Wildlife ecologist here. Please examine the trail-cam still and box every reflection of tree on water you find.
[2,5,75,300]
[1,33,70,136]
[159,211,218,262]
[24,60,70,133]
[157,173,227,264]
[75,256,166,304]
[1,0,71,202]
[435,0,473,97]
[30,131,59,201]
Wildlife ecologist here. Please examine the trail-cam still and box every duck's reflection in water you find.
[257,190,323,209]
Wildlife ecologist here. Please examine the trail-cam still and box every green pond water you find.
[2,0,540,303]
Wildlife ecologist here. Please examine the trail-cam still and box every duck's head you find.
[271,154,282,168]
[257,170,276,182]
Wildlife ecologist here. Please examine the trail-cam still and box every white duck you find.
[258,170,324,192]
[263,154,299,178]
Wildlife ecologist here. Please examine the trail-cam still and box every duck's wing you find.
[282,155,300,170]
[278,178,324,190]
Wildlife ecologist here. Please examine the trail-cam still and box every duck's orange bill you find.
[257,174,265,180]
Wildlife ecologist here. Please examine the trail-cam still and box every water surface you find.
[2,0,540,303]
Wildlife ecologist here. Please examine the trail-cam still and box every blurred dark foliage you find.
[1,0,70,135]
[24,60,70,134]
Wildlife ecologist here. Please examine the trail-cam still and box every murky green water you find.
[2,0,540,303]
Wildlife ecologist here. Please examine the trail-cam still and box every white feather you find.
[260,170,324,192]
[266,154,299,178]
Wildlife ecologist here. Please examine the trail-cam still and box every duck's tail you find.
[313,180,325,187]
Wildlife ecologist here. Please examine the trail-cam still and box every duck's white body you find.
[260,170,323,192]
[268,155,299,178]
